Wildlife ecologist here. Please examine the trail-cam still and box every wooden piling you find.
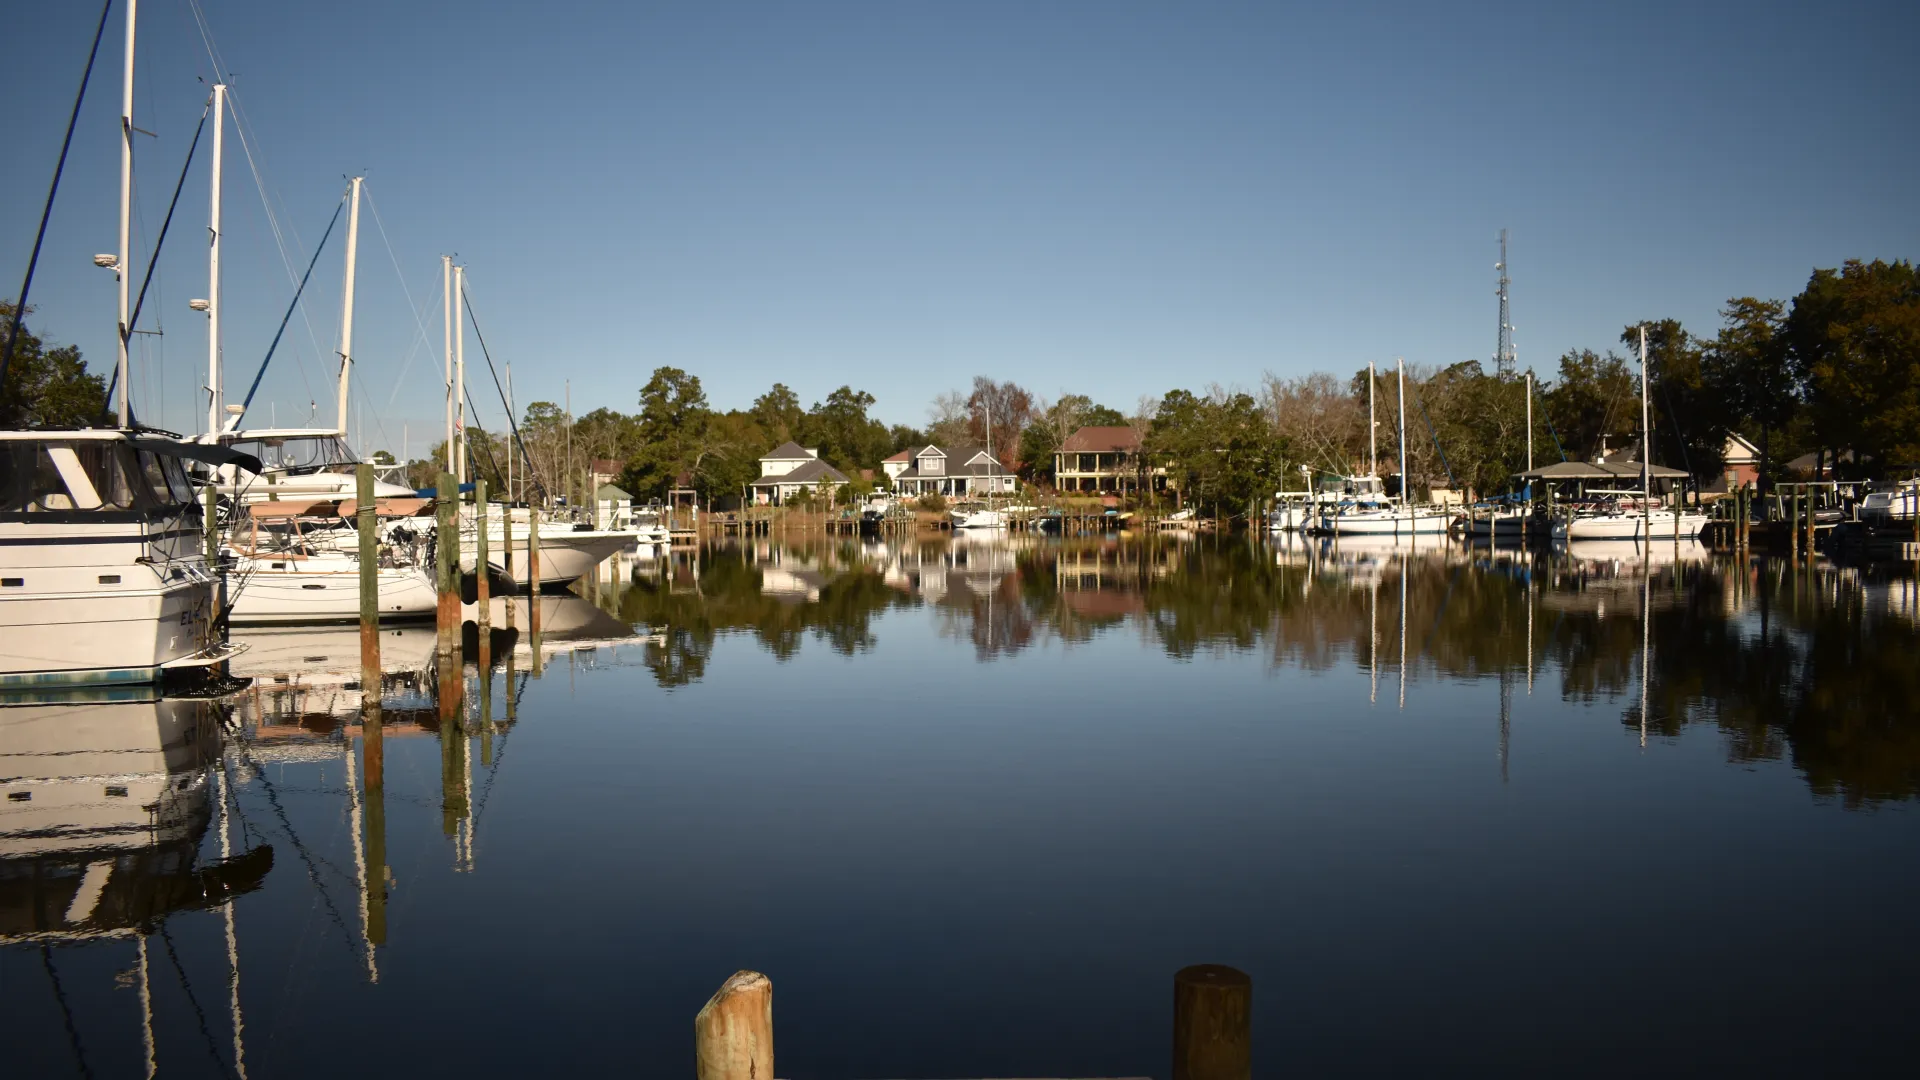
[357,464,384,789]
[436,471,459,655]
[362,730,387,945]
[1172,964,1251,1080]
[694,970,773,1080]
[476,478,491,660]
[529,512,543,675]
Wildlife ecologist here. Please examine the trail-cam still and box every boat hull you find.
[1320,510,1452,535]
[228,561,438,625]
[460,528,633,587]
[1554,512,1708,541]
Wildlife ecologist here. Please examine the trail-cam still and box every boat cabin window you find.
[225,435,356,474]
[0,440,183,512]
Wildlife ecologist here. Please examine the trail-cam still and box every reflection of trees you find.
[1636,566,1920,808]
[612,546,913,688]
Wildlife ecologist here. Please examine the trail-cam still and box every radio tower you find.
[1494,229,1515,376]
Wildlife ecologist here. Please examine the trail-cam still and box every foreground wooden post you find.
[529,513,543,675]
[476,477,491,655]
[357,464,384,788]
[1173,964,1251,1080]
[694,970,773,1080]
[436,471,459,655]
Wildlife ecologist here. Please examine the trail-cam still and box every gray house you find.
[748,442,851,505]
[887,444,1016,498]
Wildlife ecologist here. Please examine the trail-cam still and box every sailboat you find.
[950,399,1010,530]
[1551,328,1707,542]
[1,8,246,687]
[1320,359,1452,535]
[207,176,436,622]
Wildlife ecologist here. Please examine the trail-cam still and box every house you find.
[1052,426,1165,493]
[1712,433,1761,492]
[882,450,913,481]
[748,442,851,505]
[888,444,1016,498]
[594,482,634,531]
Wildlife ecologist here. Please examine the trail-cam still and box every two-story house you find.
[887,444,1016,498]
[1052,426,1165,494]
[747,442,850,505]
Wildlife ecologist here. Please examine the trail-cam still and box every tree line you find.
[10,256,1912,508]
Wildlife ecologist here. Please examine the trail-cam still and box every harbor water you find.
[5,534,1918,1077]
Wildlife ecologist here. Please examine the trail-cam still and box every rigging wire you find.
[1,0,113,395]
[41,945,95,1080]
[158,922,240,1079]
[461,280,548,500]
[361,185,442,410]
[234,193,346,419]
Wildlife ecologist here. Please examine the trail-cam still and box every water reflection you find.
[576,536,1920,808]
[5,537,1918,1077]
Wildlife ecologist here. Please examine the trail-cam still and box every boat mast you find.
[1368,360,1377,477]
[335,177,362,438]
[205,83,225,437]
[1397,357,1408,524]
[1525,370,1533,474]
[442,255,453,473]
[454,264,466,484]
[114,0,137,427]
[1639,325,1652,534]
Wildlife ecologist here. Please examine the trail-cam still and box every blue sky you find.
[3,0,1914,450]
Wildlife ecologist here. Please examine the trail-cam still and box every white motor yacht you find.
[1,431,245,688]
[950,505,1007,530]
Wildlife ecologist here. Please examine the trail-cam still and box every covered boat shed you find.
[1516,460,1695,502]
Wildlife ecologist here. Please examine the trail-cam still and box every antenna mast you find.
[1495,229,1514,376]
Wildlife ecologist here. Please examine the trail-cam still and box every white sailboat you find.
[1552,328,1706,543]
[1321,360,1452,535]
[950,398,1009,530]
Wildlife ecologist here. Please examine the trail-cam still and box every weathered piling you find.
[436,471,459,655]
[362,737,387,945]
[357,464,383,788]
[529,513,543,675]
[475,478,491,669]
[439,659,468,836]
[694,970,773,1080]
[1172,964,1251,1080]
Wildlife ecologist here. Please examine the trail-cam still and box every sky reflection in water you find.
[5,535,1918,1078]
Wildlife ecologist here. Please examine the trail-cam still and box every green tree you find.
[1146,389,1288,518]
[800,385,890,471]
[1784,259,1920,471]
[1544,349,1636,460]
[751,383,805,444]
[622,366,713,499]
[1704,298,1795,490]
[0,304,108,429]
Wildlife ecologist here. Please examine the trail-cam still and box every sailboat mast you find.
[205,83,225,437]
[442,255,453,473]
[454,264,466,484]
[1525,370,1533,474]
[1639,325,1652,532]
[1368,360,1376,476]
[336,177,362,438]
[115,0,137,427]
[1397,357,1408,519]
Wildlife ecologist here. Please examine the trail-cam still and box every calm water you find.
[6,535,1919,1077]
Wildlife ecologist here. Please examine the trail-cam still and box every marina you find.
[3,2,1916,1076]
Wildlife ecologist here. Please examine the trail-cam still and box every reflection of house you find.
[749,443,850,505]
[888,445,1016,498]
[1052,426,1165,493]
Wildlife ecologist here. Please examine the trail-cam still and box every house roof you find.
[1724,433,1761,463]
[1061,426,1141,453]
[1516,460,1690,481]
[761,441,816,461]
[596,483,634,501]
[749,459,850,486]
[883,450,911,463]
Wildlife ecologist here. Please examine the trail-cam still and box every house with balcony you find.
[748,442,850,505]
[1052,426,1166,493]
[888,444,1016,498]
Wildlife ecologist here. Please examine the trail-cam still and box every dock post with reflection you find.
[436,470,459,657]
[358,463,383,788]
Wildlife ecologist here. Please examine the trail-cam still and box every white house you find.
[747,442,851,505]
[888,444,1016,498]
